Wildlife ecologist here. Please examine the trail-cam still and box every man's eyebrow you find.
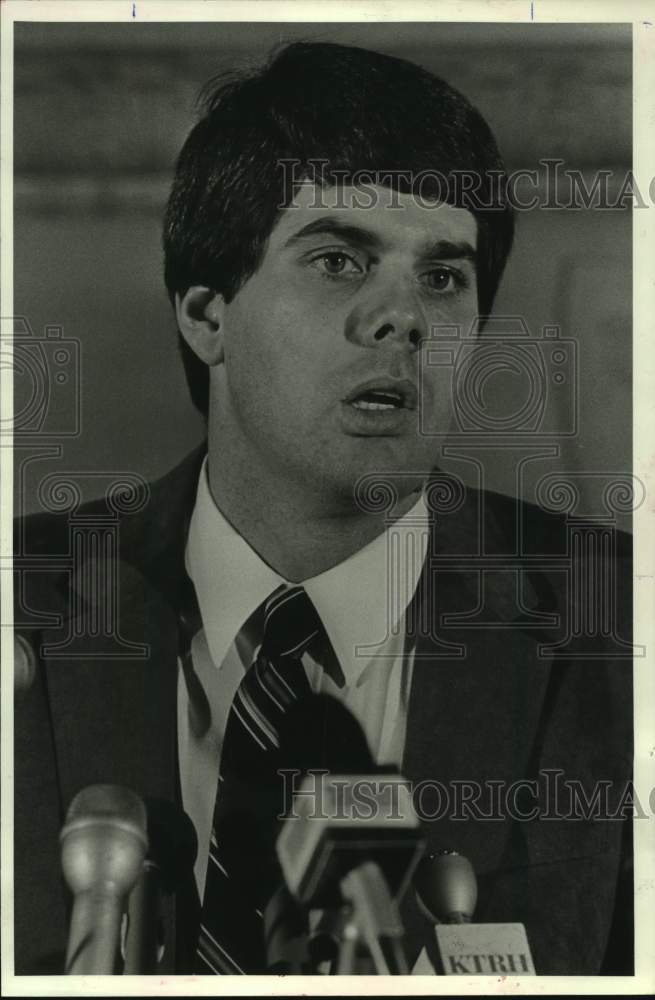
[282,219,477,264]
[282,218,384,249]
[419,239,477,263]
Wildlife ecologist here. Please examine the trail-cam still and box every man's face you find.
[211,184,479,504]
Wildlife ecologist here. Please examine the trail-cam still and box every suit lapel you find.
[43,446,207,816]
[44,561,179,812]
[403,484,554,875]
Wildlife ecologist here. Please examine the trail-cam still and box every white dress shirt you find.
[177,457,429,894]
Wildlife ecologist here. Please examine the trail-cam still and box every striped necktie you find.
[195,584,324,974]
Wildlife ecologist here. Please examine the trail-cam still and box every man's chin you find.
[349,467,429,517]
[322,448,437,517]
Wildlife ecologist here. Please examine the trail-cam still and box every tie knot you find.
[261,585,323,660]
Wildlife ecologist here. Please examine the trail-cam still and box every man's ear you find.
[175,286,226,365]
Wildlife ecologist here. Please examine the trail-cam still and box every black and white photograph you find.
[2,1,653,993]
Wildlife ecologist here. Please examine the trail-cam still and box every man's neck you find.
[206,442,419,583]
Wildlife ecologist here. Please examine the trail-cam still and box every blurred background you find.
[13,21,633,525]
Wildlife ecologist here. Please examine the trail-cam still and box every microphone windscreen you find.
[63,783,147,839]
[277,693,378,775]
[142,798,198,893]
[414,851,478,924]
[275,698,424,908]
[216,694,379,909]
[60,785,148,899]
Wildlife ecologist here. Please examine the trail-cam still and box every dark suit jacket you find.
[13,445,633,975]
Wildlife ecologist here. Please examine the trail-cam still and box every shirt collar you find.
[185,456,429,684]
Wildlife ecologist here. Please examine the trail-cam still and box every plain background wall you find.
[13,22,632,527]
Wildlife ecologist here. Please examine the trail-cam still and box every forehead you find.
[269,183,478,252]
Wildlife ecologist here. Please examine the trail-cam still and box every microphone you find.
[277,770,424,908]
[414,850,536,975]
[60,785,147,974]
[276,694,424,908]
[275,694,426,973]
[415,850,477,924]
[260,692,385,972]
[122,799,197,973]
[263,884,309,973]
[277,688,376,775]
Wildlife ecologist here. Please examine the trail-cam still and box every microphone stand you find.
[122,859,164,973]
[334,861,409,974]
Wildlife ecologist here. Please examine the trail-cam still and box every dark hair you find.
[163,41,514,416]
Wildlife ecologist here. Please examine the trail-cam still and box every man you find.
[14,41,633,975]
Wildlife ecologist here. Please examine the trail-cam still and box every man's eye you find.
[424,267,467,293]
[311,252,362,277]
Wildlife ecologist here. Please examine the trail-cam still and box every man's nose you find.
[344,285,425,351]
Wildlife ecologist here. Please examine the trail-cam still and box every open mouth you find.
[344,379,417,412]
[351,389,404,411]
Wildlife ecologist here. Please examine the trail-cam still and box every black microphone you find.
[414,850,536,975]
[275,694,426,973]
[264,692,380,972]
[277,688,376,775]
[60,785,147,974]
[276,694,424,906]
[263,884,309,973]
[122,799,197,973]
